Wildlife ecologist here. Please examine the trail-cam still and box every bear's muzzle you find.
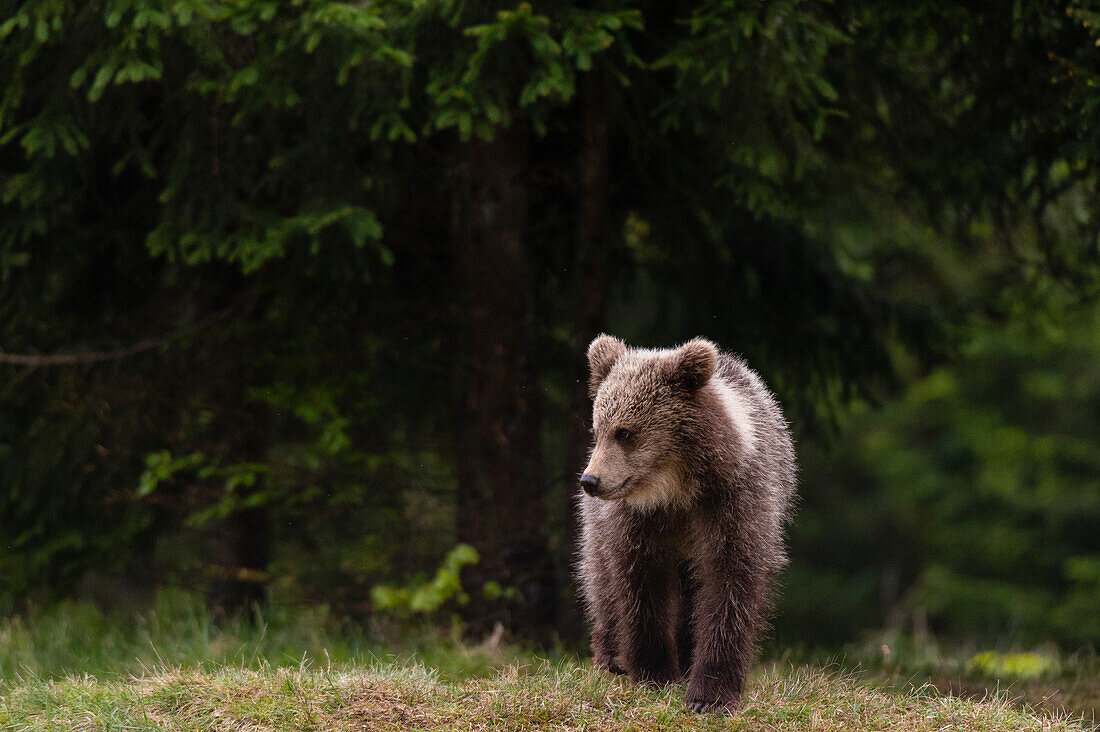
[579,474,601,496]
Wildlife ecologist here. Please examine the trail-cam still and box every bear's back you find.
[713,353,797,515]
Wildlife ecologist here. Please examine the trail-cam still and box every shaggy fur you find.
[577,335,796,713]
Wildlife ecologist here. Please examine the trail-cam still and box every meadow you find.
[1,593,1096,731]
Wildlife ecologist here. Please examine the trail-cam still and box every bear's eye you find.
[614,428,633,443]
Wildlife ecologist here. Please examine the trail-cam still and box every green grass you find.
[1,595,1097,730]
[0,590,536,682]
[1,659,1092,731]
[821,632,1100,727]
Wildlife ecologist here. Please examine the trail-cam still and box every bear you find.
[577,334,796,713]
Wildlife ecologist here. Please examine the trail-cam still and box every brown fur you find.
[577,335,796,713]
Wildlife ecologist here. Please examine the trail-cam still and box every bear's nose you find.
[579,474,601,496]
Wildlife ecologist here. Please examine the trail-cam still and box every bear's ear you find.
[588,334,627,396]
[666,337,718,392]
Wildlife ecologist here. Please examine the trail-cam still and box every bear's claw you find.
[686,697,736,715]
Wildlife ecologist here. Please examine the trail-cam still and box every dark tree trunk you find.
[455,123,556,638]
[207,507,269,612]
[560,74,612,637]
[204,330,270,616]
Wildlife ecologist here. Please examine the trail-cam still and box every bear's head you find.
[580,334,718,510]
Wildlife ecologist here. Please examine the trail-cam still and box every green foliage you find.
[2,0,400,276]
[481,579,522,604]
[654,0,848,216]
[967,652,1059,681]
[371,543,479,618]
[428,3,642,138]
[785,306,1100,646]
[138,450,205,498]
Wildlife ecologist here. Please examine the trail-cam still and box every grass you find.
[0,594,1097,730]
[795,632,1100,727]
[0,590,535,682]
[1,658,1092,731]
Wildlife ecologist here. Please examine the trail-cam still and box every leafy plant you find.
[371,544,480,618]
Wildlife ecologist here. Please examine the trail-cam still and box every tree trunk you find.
[560,74,612,638]
[455,123,556,638]
[204,328,270,617]
[207,506,269,613]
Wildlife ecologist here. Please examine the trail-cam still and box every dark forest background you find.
[2,0,1099,652]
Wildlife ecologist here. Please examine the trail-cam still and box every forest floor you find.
[0,596,1097,730]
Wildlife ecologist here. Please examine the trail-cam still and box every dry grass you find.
[1,658,1093,731]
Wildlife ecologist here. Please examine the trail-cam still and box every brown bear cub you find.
[578,335,796,713]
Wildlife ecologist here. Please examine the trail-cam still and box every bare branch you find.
[0,337,165,366]
[0,301,242,367]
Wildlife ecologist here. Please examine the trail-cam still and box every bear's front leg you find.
[685,551,765,713]
[590,620,625,675]
[580,503,627,675]
[617,555,683,686]
[685,646,744,713]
